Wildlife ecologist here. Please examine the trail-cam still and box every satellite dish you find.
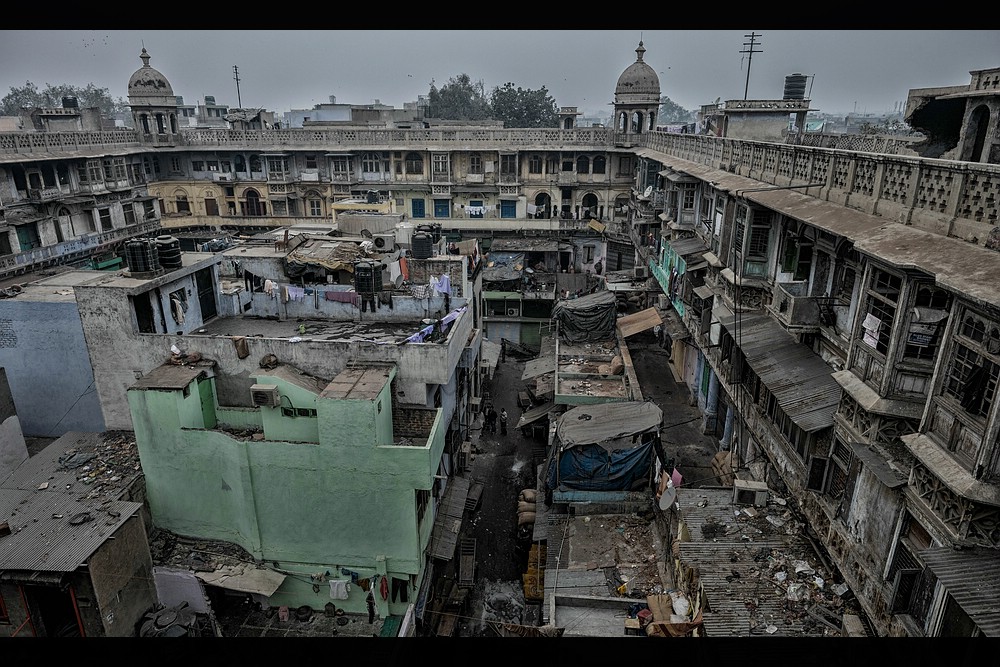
[643,185,653,198]
[394,274,404,288]
[360,229,373,239]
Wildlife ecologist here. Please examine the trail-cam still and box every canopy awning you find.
[719,311,840,432]
[522,356,556,381]
[617,307,662,338]
[517,402,559,429]
[195,565,286,597]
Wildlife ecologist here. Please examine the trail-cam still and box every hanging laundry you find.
[232,336,250,359]
[329,579,351,600]
[378,291,394,309]
[366,591,376,623]
[171,298,185,325]
[379,575,389,601]
[287,286,306,301]
[410,284,431,299]
[430,274,452,295]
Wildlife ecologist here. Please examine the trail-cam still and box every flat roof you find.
[192,313,449,345]
[321,366,392,401]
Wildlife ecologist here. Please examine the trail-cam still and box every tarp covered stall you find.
[551,290,618,343]
[545,401,662,493]
[516,401,560,430]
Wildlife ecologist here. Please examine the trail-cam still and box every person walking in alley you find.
[485,406,498,434]
[499,408,508,435]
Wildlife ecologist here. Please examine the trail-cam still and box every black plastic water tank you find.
[411,232,433,259]
[156,235,182,269]
[783,73,808,100]
[125,238,158,273]
[353,260,382,294]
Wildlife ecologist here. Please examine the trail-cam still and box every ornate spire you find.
[635,40,645,62]
[140,48,151,68]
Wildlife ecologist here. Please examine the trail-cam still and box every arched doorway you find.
[533,192,552,219]
[964,104,991,163]
[581,193,600,220]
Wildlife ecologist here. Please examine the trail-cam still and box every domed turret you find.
[128,48,179,139]
[127,48,177,107]
[612,41,661,138]
[614,40,660,105]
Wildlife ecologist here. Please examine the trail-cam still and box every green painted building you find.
[127,360,444,616]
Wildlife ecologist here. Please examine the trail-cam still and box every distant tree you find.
[0,81,127,117]
[426,74,492,121]
[489,83,559,128]
[658,96,695,124]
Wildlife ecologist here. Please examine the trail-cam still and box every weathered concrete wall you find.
[77,269,471,431]
[86,514,157,637]
[128,369,441,614]
[0,300,104,435]
[0,367,26,478]
[846,468,903,572]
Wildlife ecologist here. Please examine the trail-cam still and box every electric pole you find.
[740,32,763,101]
[233,65,242,109]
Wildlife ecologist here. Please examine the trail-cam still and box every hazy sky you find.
[0,30,996,118]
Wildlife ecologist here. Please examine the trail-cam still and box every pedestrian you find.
[653,324,663,348]
[486,406,498,434]
[501,339,506,363]
[499,408,508,435]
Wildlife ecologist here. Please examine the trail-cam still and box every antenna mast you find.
[740,32,763,100]
[233,65,242,108]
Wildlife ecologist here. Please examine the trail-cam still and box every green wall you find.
[128,366,446,613]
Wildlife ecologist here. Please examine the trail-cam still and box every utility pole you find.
[233,65,242,109]
[740,32,763,101]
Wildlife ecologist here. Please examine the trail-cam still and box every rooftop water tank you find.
[156,235,182,269]
[783,73,808,100]
[411,232,433,259]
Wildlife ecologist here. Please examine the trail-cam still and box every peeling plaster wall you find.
[77,281,472,431]
[845,469,903,573]
[0,299,104,435]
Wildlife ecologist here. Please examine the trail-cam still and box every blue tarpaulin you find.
[546,439,654,492]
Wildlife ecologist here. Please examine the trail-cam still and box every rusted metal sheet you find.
[920,546,1000,637]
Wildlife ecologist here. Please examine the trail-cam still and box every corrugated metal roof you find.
[720,312,839,432]
[428,476,470,561]
[667,238,710,259]
[920,546,1000,637]
[0,488,141,572]
[676,488,839,637]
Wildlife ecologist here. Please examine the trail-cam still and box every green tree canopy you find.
[489,83,559,128]
[658,96,695,124]
[426,74,492,122]
[1,81,127,117]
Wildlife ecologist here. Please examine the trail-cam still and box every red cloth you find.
[380,575,389,601]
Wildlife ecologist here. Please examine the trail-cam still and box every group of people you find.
[484,405,508,435]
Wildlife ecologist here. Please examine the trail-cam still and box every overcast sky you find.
[0,30,996,118]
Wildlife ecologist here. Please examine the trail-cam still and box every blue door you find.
[411,198,425,218]
[500,200,516,219]
[434,199,450,218]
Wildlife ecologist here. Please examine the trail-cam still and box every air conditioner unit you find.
[733,479,769,507]
[506,308,519,317]
[250,383,280,407]
[634,266,648,279]
[373,233,395,250]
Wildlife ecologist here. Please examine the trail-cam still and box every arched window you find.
[592,156,606,174]
[173,189,191,215]
[617,112,626,132]
[576,156,590,174]
[404,152,423,175]
[631,111,642,134]
[647,113,657,132]
[243,189,266,217]
[362,153,383,173]
[140,115,150,134]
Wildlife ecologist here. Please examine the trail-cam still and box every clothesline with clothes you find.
[402,306,468,344]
